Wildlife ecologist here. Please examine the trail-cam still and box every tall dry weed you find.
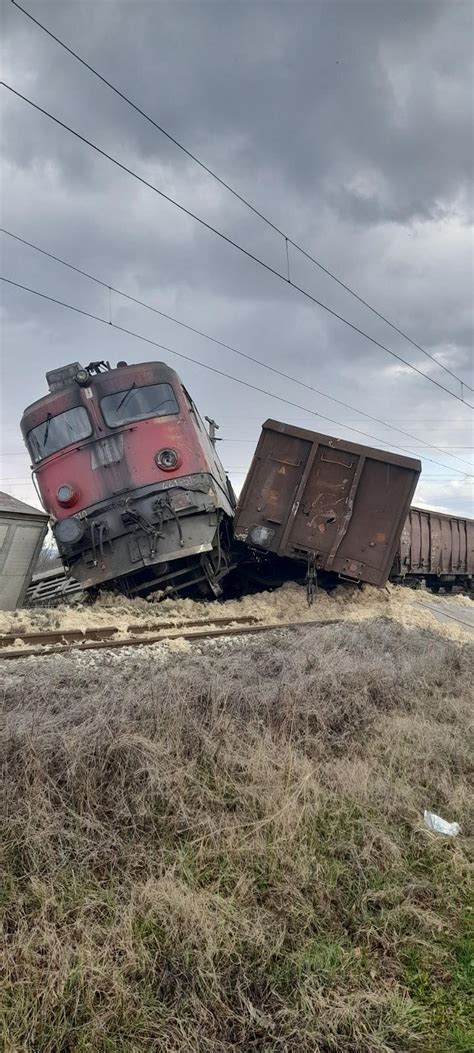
[2,619,473,1052]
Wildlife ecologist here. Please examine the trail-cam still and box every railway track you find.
[0,616,341,660]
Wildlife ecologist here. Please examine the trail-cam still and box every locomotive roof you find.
[21,360,179,420]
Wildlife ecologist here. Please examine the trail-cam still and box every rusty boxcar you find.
[392,506,473,592]
[234,420,421,587]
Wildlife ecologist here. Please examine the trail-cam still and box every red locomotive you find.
[21,360,236,597]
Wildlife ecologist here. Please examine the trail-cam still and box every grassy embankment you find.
[2,618,473,1051]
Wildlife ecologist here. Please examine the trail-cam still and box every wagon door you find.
[287,447,415,584]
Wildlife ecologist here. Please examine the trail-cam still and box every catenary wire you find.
[218,441,473,448]
[207,416,474,423]
[2,81,473,412]
[2,274,472,480]
[2,227,472,472]
[191,415,473,421]
[9,0,473,395]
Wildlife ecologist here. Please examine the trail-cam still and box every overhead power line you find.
[208,416,474,423]
[208,415,474,421]
[217,440,474,449]
[2,227,472,472]
[10,0,473,397]
[2,274,472,480]
[2,80,473,413]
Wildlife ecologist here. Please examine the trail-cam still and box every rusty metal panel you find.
[402,507,427,571]
[235,420,421,586]
[401,507,474,578]
[429,514,441,574]
[421,512,430,571]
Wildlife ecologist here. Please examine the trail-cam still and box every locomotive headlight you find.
[155,447,181,471]
[57,483,79,507]
[75,368,91,386]
[54,516,84,546]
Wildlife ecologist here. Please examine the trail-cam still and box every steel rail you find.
[0,618,342,660]
[0,625,118,648]
[0,614,260,650]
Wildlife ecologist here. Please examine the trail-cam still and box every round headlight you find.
[155,448,180,471]
[57,483,79,508]
[54,517,84,546]
[75,369,90,386]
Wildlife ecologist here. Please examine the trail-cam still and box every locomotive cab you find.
[21,360,236,597]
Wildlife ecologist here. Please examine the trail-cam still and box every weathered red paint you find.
[21,362,228,521]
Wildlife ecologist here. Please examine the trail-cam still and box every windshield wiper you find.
[116,381,136,412]
[43,412,52,448]
[155,398,176,414]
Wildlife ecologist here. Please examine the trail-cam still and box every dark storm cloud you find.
[2,0,473,221]
[1,0,473,516]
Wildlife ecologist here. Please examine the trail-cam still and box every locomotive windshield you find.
[27,406,92,463]
[100,382,179,427]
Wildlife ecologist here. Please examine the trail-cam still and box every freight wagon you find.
[233,419,421,589]
[392,506,473,592]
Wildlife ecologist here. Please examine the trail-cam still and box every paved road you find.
[416,595,474,635]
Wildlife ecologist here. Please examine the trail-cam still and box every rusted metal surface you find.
[397,507,473,584]
[0,626,119,649]
[0,615,261,650]
[234,420,421,587]
[0,618,342,660]
[126,614,259,634]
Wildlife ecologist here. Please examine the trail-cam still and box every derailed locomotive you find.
[21,360,235,597]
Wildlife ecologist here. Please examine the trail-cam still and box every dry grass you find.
[2,618,473,1052]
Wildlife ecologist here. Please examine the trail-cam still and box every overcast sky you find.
[1,0,473,517]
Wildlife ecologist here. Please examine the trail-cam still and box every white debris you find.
[423,810,461,837]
